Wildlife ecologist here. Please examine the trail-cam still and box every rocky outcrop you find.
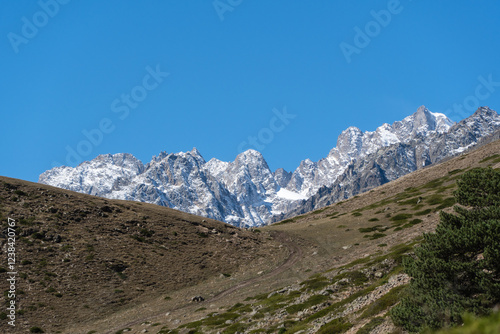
[278,107,500,220]
[40,106,500,227]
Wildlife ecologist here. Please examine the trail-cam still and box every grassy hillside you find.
[430,312,500,334]
[0,177,288,333]
[166,139,500,334]
[1,138,499,333]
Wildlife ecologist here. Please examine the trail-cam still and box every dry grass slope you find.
[169,138,500,334]
[1,138,499,333]
[0,177,287,333]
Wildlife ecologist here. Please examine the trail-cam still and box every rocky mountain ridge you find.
[39,106,500,226]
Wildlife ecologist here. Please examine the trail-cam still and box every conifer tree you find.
[391,168,500,332]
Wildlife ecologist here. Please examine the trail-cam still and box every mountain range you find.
[39,106,500,227]
[6,136,500,333]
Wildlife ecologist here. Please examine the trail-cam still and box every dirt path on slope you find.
[208,230,303,302]
[103,230,303,334]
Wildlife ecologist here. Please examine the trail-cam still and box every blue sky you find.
[1,1,500,182]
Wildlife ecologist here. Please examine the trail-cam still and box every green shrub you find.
[434,197,456,211]
[300,275,330,290]
[391,168,500,332]
[426,194,444,205]
[430,312,500,333]
[140,228,154,237]
[408,218,423,225]
[286,294,329,314]
[360,285,407,319]
[398,197,422,206]
[390,213,413,221]
[275,218,295,225]
[183,312,240,328]
[358,225,385,233]
[479,154,500,163]
[20,217,35,225]
[130,235,145,242]
[223,322,249,334]
[312,208,328,214]
[363,233,386,240]
[356,317,384,334]
[317,317,352,334]
[332,270,369,288]
[343,270,369,285]
[448,169,463,175]
[415,208,432,216]
[422,178,445,189]
[32,232,44,240]
[326,211,340,217]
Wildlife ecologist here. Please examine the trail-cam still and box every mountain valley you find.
[2,134,500,333]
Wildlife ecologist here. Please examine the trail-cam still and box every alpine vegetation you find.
[391,168,500,332]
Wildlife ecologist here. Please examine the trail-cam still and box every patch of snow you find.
[450,143,474,155]
[38,105,499,227]
[277,188,307,201]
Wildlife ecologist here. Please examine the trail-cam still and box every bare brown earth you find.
[127,139,499,334]
[0,177,289,333]
[100,230,303,334]
[1,138,499,333]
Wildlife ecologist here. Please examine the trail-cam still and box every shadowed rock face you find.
[40,107,500,227]
[277,107,500,220]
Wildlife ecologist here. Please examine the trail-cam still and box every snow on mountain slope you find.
[277,106,500,220]
[276,188,308,201]
[40,106,499,227]
[39,153,145,196]
[284,106,453,197]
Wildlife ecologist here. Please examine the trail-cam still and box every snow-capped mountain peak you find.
[472,106,500,123]
[394,105,453,138]
[204,158,230,178]
[234,149,267,166]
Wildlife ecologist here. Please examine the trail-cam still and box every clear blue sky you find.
[1,1,500,182]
